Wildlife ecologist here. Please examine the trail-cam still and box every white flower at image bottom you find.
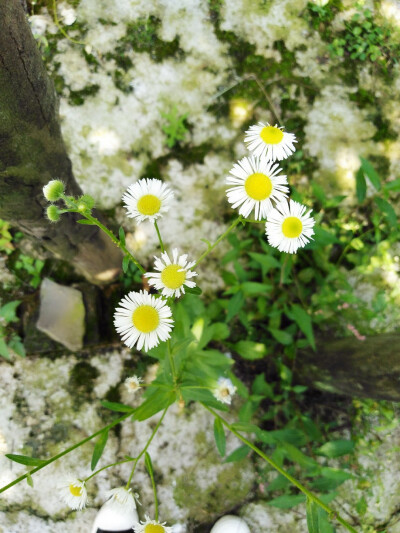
[114,290,173,351]
[122,178,174,224]
[91,487,138,533]
[226,155,289,220]
[144,248,197,298]
[134,515,172,533]
[265,199,315,254]
[213,377,237,405]
[244,122,297,161]
[59,475,88,510]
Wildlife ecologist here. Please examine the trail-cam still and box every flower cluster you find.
[227,122,315,254]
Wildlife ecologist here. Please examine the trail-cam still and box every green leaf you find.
[230,422,258,433]
[8,337,26,358]
[240,282,272,295]
[269,328,293,345]
[355,167,367,202]
[181,387,229,411]
[119,226,126,246]
[306,498,320,533]
[248,252,280,272]
[6,454,46,467]
[234,340,268,360]
[384,178,400,192]
[375,197,397,228]
[226,291,244,322]
[281,442,319,469]
[100,400,134,413]
[289,304,316,351]
[224,444,251,463]
[26,472,34,488]
[0,339,11,360]
[122,255,130,273]
[91,430,109,471]
[133,388,176,421]
[144,451,154,478]
[185,285,202,295]
[317,439,355,458]
[267,494,306,509]
[360,157,381,190]
[0,300,21,322]
[265,474,291,492]
[213,418,226,456]
[210,322,230,341]
[76,219,96,225]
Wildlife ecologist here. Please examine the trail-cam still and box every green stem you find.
[202,405,358,533]
[167,338,177,384]
[53,0,86,45]
[145,452,159,521]
[84,457,135,483]
[85,214,146,274]
[154,221,165,253]
[0,411,134,494]
[194,217,242,267]
[125,407,169,489]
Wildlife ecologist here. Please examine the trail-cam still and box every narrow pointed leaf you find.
[213,418,226,456]
[91,430,109,471]
[306,498,320,533]
[6,454,46,466]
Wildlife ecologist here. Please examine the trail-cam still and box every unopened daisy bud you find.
[46,205,61,222]
[210,515,250,533]
[59,474,88,510]
[43,179,65,202]
[125,375,143,393]
[135,515,173,533]
[91,487,138,533]
[213,377,236,405]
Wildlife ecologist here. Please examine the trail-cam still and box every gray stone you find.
[36,278,85,351]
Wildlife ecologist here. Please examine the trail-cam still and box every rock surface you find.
[36,278,86,352]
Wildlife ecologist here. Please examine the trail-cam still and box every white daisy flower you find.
[265,199,315,254]
[122,178,174,224]
[144,248,198,298]
[125,375,143,393]
[213,377,237,405]
[114,290,173,352]
[134,515,173,533]
[244,122,297,161]
[59,474,88,510]
[226,156,289,220]
[91,487,138,533]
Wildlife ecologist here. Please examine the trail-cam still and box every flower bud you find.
[46,205,61,222]
[43,180,65,202]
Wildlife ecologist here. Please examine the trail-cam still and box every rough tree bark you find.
[297,333,400,401]
[0,0,122,284]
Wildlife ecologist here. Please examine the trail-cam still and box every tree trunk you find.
[297,333,400,401]
[0,0,122,284]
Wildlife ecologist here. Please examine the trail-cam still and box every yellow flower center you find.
[282,216,303,238]
[260,125,284,145]
[132,305,159,333]
[69,484,82,497]
[220,388,230,397]
[244,173,272,201]
[161,264,186,290]
[145,525,165,533]
[137,194,161,216]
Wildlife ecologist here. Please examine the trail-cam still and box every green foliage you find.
[0,300,25,360]
[306,3,400,76]
[161,106,189,148]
